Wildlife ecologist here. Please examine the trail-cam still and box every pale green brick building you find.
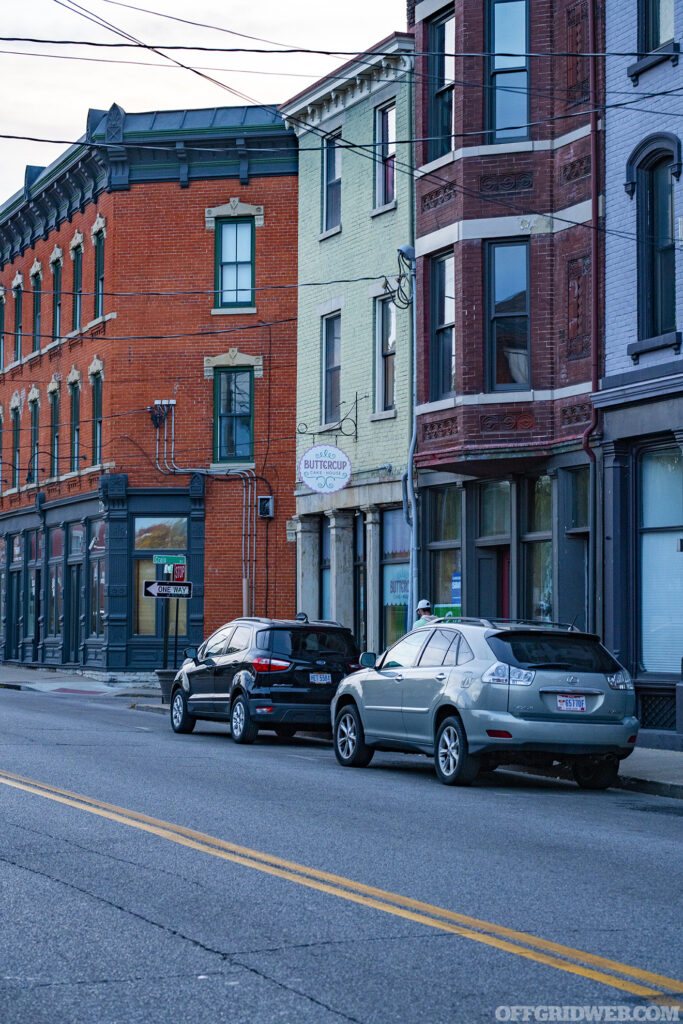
[281,32,415,652]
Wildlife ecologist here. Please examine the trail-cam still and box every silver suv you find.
[331,619,639,789]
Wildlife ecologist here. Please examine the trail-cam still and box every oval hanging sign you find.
[298,444,352,494]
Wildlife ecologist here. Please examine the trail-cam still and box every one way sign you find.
[143,581,193,600]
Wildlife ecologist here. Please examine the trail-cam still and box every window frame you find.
[0,295,4,371]
[323,132,342,232]
[93,230,105,319]
[639,0,674,54]
[51,260,62,341]
[375,102,397,207]
[92,373,102,466]
[11,407,20,489]
[70,382,80,473]
[13,285,22,362]
[212,366,254,464]
[322,312,342,425]
[31,273,41,353]
[429,251,456,401]
[427,11,456,162]
[486,238,531,392]
[520,474,554,622]
[49,389,60,478]
[637,153,677,341]
[29,398,39,483]
[72,245,83,331]
[214,217,255,309]
[376,296,396,412]
[487,0,530,143]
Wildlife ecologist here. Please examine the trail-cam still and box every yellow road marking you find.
[0,767,680,1005]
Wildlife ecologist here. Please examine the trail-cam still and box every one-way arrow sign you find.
[143,581,193,600]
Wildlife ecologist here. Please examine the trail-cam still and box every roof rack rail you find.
[485,618,581,632]
[435,615,495,628]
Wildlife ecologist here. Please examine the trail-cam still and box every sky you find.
[1,0,407,201]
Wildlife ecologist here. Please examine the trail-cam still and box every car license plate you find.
[557,694,586,712]
[310,672,332,684]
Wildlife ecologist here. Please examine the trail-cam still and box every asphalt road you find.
[0,690,681,1024]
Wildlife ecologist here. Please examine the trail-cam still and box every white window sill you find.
[211,307,257,316]
[64,311,117,342]
[209,462,255,472]
[370,200,397,219]
[3,488,18,496]
[370,408,397,421]
[22,350,41,364]
[2,360,21,373]
[318,225,342,242]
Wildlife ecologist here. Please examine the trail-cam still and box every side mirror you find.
[359,651,377,669]
[203,657,217,669]
[183,646,198,661]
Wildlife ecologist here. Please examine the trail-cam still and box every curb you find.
[129,702,682,799]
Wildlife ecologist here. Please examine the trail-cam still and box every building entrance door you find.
[476,545,510,619]
[67,564,82,663]
[8,571,21,659]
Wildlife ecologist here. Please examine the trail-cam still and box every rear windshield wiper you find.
[530,662,577,670]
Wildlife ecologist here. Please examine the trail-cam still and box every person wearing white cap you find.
[413,599,437,629]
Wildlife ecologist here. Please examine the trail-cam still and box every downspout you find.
[581,0,601,633]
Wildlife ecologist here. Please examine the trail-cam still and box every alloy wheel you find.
[337,712,357,759]
[438,724,460,778]
[232,700,245,738]
[171,693,184,729]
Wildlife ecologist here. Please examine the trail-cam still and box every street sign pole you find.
[174,598,179,669]
[162,597,169,670]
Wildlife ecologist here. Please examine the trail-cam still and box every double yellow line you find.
[0,766,680,1006]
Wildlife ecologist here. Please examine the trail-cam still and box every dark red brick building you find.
[411,0,601,628]
[0,103,298,673]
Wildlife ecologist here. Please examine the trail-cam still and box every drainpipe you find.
[399,244,419,622]
[581,0,601,633]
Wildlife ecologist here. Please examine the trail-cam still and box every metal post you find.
[162,597,169,670]
[173,599,179,669]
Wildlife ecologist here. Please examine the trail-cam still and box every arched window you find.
[625,134,682,344]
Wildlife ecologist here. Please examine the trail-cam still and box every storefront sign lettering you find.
[298,444,352,494]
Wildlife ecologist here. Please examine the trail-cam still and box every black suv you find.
[169,616,360,743]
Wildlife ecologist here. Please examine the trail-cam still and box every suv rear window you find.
[487,631,621,673]
[258,628,358,661]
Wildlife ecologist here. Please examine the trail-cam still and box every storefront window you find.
[47,526,64,636]
[429,486,462,616]
[571,467,589,529]
[134,517,187,550]
[134,559,156,635]
[480,480,511,536]
[381,508,410,647]
[523,475,553,622]
[69,523,85,556]
[89,519,106,637]
[353,513,366,650]
[640,449,683,672]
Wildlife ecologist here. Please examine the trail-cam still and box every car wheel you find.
[572,755,620,791]
[274,725,297,739]
[170,688,196,734]
[333,705,374,768]
[434,716,480,786]
[230,694,258,744]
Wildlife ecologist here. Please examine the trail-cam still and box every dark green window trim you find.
[0,298,4,370]
[13,287,22,361]
[11,409,20,489]
[92,374,102,465]
[32,275,41,352]
[213,368,254,463]
[52,261,62,341]
[70,384,80,472]
[214,218,255,308]
[94,232,105,319]
[72,247,82,331]
[29,401,39,482]
[50,391,59,478]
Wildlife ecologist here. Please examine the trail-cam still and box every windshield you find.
[259,628,359,661]
[487,632,621,673]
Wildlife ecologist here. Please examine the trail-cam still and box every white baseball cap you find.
[417,599,431,611]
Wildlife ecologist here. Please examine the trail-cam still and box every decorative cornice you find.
[205,198,264,230]
[27,384,40,406]
[12,271,23,290]
[29,258,42,280]
[50,244,63,268]
[47,373,60,395]
[203,347,263,379]
[67,365,82,388]
[9,390,21,412]
[0,286,5,304]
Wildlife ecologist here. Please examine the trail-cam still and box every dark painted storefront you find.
[0,474,205,674]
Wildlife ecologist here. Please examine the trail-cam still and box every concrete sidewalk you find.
[0,663,160,698]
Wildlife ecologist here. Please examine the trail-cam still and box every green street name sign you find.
[152,554,187,565]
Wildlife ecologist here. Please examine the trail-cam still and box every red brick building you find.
[0,103,298,673]
[411,0,601,628]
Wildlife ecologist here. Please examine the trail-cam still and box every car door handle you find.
[435,673,447,681]
[394,673,404,681]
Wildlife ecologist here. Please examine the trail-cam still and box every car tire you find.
[434,716,480,786]
[230,694,258,744]
[170,687,196,734]
[572,755,620,791]
[333,705,374,768]
[274,725,297,739]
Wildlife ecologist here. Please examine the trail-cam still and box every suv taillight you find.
[253,657,291,672]
[482,663,535,685]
